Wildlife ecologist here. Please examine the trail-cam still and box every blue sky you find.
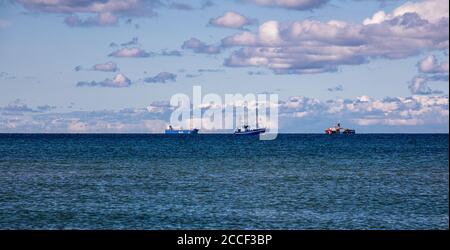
[0,0,448,133]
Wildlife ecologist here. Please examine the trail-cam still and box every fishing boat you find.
[234,125,266,135]
[234,102,266,136]
[165,125,199,135]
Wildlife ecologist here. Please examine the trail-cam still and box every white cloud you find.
[67,118,168,133]
[418,55,449,73]
[108,47,153,57]
[209,11,255,29]
[77,73,132,88]
[0,99,34,114]
[408,76,433,95]
[1,95,449,132]
[181,38,221,54]
[16,0,160,16]
[409,54,448,95]
[354,118,424,126]
[65,12,118,27]
[1,105,171,133]
[74,62,119,72]
[279,94,449,129]
[68,120,88,133]
[92,61,119,72]
[16,0,161,27]
[364,0,449,25]
[220,0,449,74]
[258,21,281,45]
[249,0,328,10]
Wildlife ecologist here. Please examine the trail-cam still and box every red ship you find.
[325,122,355,134]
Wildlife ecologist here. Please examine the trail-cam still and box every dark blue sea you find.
[0,134,448,229]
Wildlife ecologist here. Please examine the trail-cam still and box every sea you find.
[0,134,448,229]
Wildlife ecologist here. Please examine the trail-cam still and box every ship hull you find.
[234,128,266,135]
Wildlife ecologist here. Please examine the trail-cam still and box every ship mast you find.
[256,101,259,129]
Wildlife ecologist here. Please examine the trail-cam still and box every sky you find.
[0,0,448,133]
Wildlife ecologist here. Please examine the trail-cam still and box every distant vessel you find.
[234,102,266,136]
[234,125,266,135]
[165,125,199,135]
[325,122,355,134]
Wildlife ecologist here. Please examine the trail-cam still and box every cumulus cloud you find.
[109,47,154,57]
[16,0,162,16]
[16,0,161,14]
[363,0,449,25]
[0,100,57,115]
[67,120,89,132]
[67,117,168,133]
[146,100,172,113]
[278,94,449,131]
[218,0,449,74]
[209,11,256,29]
[408,54,448,95]
[418,55,449,74]
[64,12,118,27]
[74,62,119,72]
[429,74,450,82]
[65,117,167,133]
[144,72,177,83]
[0,100,34,114]
[1,95,448,133]
[92,61,119,72]
[16,0,161,27]
[108,37,180,57]
[0,101,170,133]
[15,0,217,28]
[77,73,132,87]
[248,0,328,10]
[181,38,221,54]
[408,76,434,95]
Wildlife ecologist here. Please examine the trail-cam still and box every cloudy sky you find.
[0,0,448,133]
